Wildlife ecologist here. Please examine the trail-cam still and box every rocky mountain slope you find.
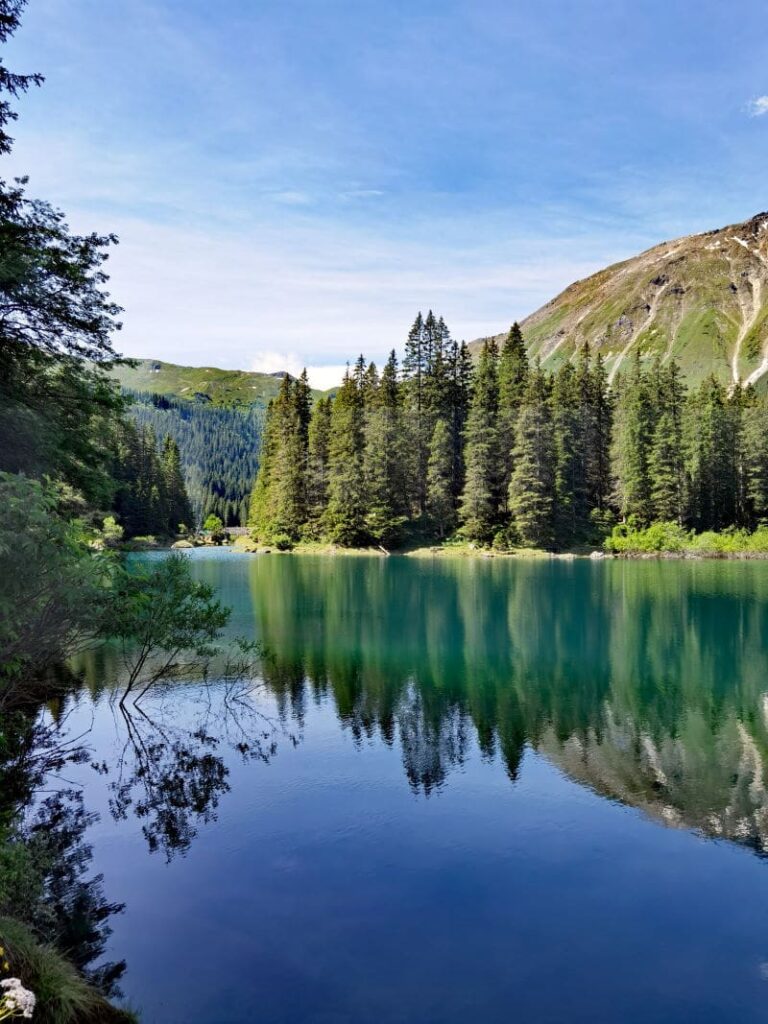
[473,212,768,386]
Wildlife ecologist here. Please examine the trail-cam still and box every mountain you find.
[110,358,328,407]
[472,212,768,387]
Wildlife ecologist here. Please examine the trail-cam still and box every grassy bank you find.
[232,535,591,559]
[234,526,768,561]
[0,919,137,1024]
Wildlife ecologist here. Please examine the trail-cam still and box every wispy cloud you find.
[748,96,768,117]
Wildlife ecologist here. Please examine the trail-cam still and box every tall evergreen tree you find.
[161,435,193,532]
[362,351,407,543]
[305,396,332,535]
[447,339,473,502]
[551,361,588,545]
[742,393,768,527]
[684,375,739,530]
[611,352,654,523]
[508,364,556,548]
[248,375,306,540]
[459,339,501,542]
[402,312,430,515]
[426,418,455,538]
[497,323,529,507]
[324,369,367,545]
[648,361,686,523]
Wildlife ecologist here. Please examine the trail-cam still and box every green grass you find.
[0,918,137,1024]
[109,359,331,408]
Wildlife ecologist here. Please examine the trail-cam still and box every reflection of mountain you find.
[247,555,768,851]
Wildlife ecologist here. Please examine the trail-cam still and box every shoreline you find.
[230,536,768,562]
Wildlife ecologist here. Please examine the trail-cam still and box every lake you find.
[65,549,768,1023]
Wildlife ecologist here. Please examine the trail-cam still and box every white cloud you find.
[250,352,346,390]
[748,96,768,117]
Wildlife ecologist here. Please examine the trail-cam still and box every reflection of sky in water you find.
[65,551,768,1023]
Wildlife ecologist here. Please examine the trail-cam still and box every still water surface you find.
[68,550,768,1022]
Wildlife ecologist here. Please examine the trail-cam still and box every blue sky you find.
[5,0,768,386]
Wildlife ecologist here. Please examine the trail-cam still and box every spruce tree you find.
[304,396,332,535]
[362,351,407,544]
[248,376,306,540]
[648,361,686,523]
[459,339,501,543]
[684,375,739,530]
[324,369,368,545]
[426,418,455,538]
[551,361,587,545]
[447,339,473,502]
[742,393,768,527]
[610,352,653,523]
[402,313,430,515]
[497,323,529,507]
[161,435,193,533]
[508,364,556,548]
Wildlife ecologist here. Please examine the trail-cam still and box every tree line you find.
[112,420,193,537]
[126,390,263,527]
[250,312,768,549]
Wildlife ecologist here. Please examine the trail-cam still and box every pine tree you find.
[684,375,739,530]
[426,418,455,538]
[362,351,407,544]
[648,361,686,523]
[248,375,306,540]
[459,339,501,543]
[161,435,193,533]
[742,393,768,526]
[497,323,529,507]
[582,350,612,511]
[324,369,367,545]
[447,339,473,502]
[551,361,587,545]
[508,365,556,548]
[306,396,332,535]
[402,312,430,515]
[611,352,653,523]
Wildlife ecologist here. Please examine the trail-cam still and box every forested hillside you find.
[110,358,329,407]
[126,391,263,526]
[250,311,768,551]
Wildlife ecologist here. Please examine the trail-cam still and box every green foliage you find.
[126,390,263,526]
[105,553,229,705]
[111,422,195,538]
[272,533,294,551]
[108,358,328,408]
[0,474,115,699]
[247,311,768,553]
[508,364,556,548]
[459,339,502,543]
[605,521,768,555]
[606,520,691,553]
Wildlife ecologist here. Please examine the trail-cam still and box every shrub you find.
[273,533,294,551]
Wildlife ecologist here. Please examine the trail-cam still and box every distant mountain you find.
[472,212,768,387]
[110,358,329,407]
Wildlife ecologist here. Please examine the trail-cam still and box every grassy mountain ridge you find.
[110,358,329,407]
[472,212,768,386]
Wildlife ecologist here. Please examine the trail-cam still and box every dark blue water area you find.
[63,550,768,1023]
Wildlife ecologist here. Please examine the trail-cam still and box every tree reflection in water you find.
[100,676,295,860]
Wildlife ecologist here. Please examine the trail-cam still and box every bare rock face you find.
[473,212,768,387]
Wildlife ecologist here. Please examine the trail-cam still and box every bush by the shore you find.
[605,522,768,557]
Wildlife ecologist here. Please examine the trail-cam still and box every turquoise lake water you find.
[67,549,768,1022]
